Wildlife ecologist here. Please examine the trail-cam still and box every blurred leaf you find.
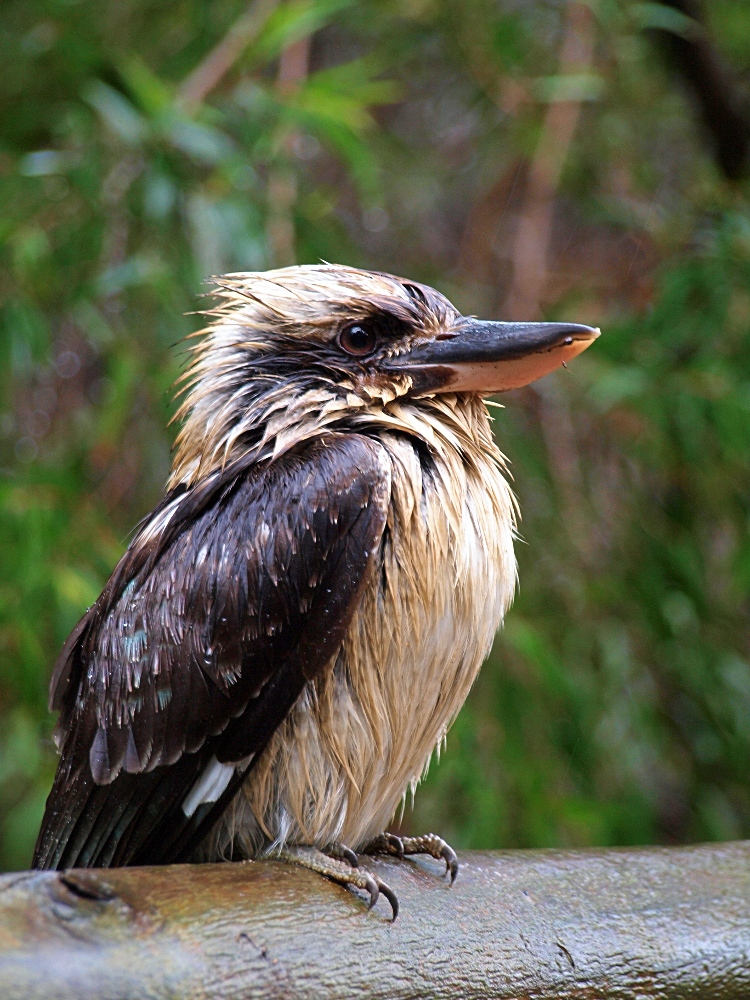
[119,55,174,117]
[532,73,606,102]
[287,58,402,195]
[251,0,355,64]
[19,151,76,177]
[634,2,701,39]
[166,119,235,164]
[84,80,148,145]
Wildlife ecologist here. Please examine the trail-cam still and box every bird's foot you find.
[276,844,398,920]
[364,831,458,883]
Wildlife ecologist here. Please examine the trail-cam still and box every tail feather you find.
[32,746,236,869]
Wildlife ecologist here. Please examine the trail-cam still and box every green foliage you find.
[1,0,750,869]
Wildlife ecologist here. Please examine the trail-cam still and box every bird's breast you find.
[330,427,516,844]
[223,404,517,855]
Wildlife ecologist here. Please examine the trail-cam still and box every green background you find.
[2,0,750,870]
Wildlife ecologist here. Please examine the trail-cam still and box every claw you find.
[325,842,359,868]
[386,833,404,858]
[365,874,380,910]
[441,843,459,884]
[363,833,403,858]
[341,846,359,868]
[378,879,399,921]
[363,873,398,919]
[327,842,360,867]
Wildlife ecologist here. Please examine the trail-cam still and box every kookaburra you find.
[33,265,597,917]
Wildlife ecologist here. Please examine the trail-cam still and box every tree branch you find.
[177,0,280,111]
[266,35,311,267]
[503,0,595,322]
[1,842,749,998]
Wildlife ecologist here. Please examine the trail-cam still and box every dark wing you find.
[33,432,391,869]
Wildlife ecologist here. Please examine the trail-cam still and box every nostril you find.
[435,333,458,341]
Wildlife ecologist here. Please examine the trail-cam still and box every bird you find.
[33,264,598,917]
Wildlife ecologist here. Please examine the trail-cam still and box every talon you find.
[441,844,458,883]
[378,879,399,920]
[386,834,404,858]
[327,842,359,867]
[363,833,403,857]
[365,874,380,910]
[341,846,359,868]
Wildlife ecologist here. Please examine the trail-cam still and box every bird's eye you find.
[339,323,377,357]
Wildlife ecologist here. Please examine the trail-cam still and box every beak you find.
[386,319,600,395]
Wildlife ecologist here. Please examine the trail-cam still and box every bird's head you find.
[170,264,598,486]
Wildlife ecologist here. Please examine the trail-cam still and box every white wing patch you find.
[182,754,253,817]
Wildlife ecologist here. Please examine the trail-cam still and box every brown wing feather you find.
[33,433,391,869]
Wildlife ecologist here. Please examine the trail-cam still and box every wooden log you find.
[1,842,749,999]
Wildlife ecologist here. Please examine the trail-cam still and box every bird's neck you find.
[351,392,510,481]
[169,368,505,493]
[168,375,348,488]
